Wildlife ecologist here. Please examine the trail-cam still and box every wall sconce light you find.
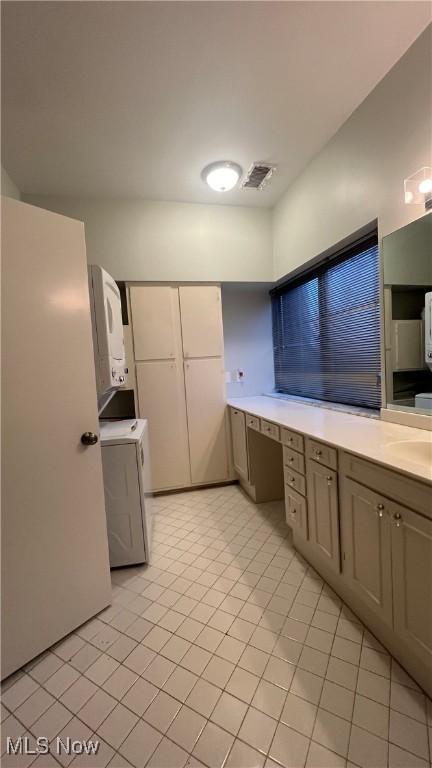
[404,167,432,210]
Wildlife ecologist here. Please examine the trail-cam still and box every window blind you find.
[271,235,381,410]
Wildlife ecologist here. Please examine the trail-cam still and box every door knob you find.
[81,432,98,446]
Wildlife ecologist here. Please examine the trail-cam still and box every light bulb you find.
[418,178,432,195]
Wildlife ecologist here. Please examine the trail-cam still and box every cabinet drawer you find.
[245,413,260,432]
[281,428,304,454]
[284,466,306,496]
[285,486,308,539]
[261,419,280,441]
[340,451,432,519]
[307,438,337,470]
[283,445,305,475]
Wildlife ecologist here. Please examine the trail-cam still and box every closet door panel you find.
[184,358,228,484]
[179,285,223,358]
[136,360,190,491]
[130,285,181,361]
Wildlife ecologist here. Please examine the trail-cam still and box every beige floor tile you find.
[29,653,64,684]
[119,720,162,768]
[332,636,361,666]
[123,644,155,675]
[281,692,317,737]
[298,646,329,677]
[225,667,260,704]
[107,636,137,664]
[281,618,309,644]
[163,666,198,702]
[195,626,224,652]
[312,708,350,758]
[146,737,188,768]
[388,743,430,768]
[348,725,388,768]
[252,679,286,720]
[15,687,55,727]
[360,647,390,679]
[305,627,334,655]
[311,611,338,635]
[356,668,390,706]
[290,668,324,706]
[202,655,235,688]
[31,702,73,741]
[263,656,295,692]
[143,690,181,733]
[185,678,222,718]
[238,645,270,676]
[78,690,117,731]
[238,707,277,754]
[207,610,235,634]
[268,722,310,768]
[319,679,354,721]
[210,691,248,735]
[390,682,427,723]
[45,664,80,697]
[353,693,389,739]
[142,654,176,687]
[167,704,206,751]
[193,721,234,768]
[60,676,98,714]
[306,741,346,768]
[176,618,205,642]
[225,739,265,768]
[389,710,429,760]
[97,703,138,750]
[120,678,158,716]
[326,657,358,692]
[54,717,92,768]
[180,645,212,675]
[102,666,137,701]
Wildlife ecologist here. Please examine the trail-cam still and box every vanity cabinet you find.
[340,479,393,625]
[230,407,248,481]
[306,460,340,572]
[285,487,308,539]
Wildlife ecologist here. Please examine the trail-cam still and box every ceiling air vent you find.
[241,162,276,190]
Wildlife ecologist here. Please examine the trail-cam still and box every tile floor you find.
[2,485,432,768]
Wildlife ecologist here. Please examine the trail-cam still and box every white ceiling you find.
[2,1,430,207]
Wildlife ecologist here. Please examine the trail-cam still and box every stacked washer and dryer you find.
[89,265,153,567]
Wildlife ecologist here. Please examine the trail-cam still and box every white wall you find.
[222,284,274,398]
[1,166,20,200]
[273,25,432,281]
[23,196,273,282]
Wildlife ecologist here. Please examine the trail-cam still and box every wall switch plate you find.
[225,371,232,383]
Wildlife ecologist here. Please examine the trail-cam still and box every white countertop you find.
[227,396,432,484]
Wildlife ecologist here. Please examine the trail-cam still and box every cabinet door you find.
[184,358,228,484]
[136,361,190,491]
[230,408,248,481]
[179,285,223,358]
[306,460,340,572]
[392,506,432,668]
[130,285,181,361]
[341,479,393,626]
[285,486,308,540]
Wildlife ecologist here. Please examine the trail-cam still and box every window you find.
[271,234,381,410]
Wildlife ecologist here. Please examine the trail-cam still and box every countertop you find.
[227,396,432,484]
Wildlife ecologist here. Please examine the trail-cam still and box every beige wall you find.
[273,25,432,281]
[23,196,273,282]
[1,166,20,200]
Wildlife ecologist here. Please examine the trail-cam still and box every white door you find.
[184,358,228,484]
[2,198,111,679]
[130,285,182,361]
[179,285,224,358]
[136,360,191,490]
[102,443,146,567]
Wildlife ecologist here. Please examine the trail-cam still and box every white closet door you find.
[179,285,224,358]
[130,285,181,361]
[184,358,228,484]
[136,360,191,490]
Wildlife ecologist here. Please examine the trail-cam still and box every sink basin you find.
[385,440,432,465]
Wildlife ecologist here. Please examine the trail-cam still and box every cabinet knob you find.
[292,509,297,515]
[376,503,385,518]
[288,457,294,463]
[326,475,332,485]
[315,449,322,457]
[289,477,295,484]
[393,512,402,527]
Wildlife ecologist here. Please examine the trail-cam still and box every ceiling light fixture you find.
[404,166,432,209]
[202,161,242,192]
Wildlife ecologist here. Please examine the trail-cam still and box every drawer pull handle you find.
[288,437,293,443]
[292,509,297,515]
[393,512,402,527]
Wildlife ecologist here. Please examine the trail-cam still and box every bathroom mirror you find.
[382,213,432,414]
